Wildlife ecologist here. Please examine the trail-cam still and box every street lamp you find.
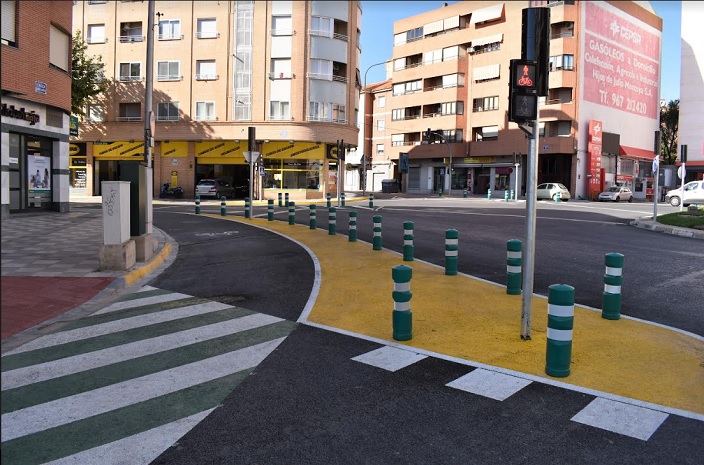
[363,59,391,195]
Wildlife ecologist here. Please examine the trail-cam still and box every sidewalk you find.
[1,203,173,351]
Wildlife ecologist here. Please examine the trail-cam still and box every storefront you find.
[69,143,87,193]
[91,141,149,196]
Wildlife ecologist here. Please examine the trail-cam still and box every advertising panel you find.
[195,141,245,164]
[588,120,603,195]
[262,142,326,160]
[93,141,145,159]
[28,155,51,191]
[160,141,189,158]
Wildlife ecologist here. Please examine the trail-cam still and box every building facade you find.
[677,1,703,181]
[71,0,360,201]
[1,0,74,219]
[362,0,663,200]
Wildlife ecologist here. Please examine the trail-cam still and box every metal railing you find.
[118,75,143,82]
[156,116,179,121]
[157,75,182,81]
[115,116,142,122]
[195,31,220,39]
[157,33,184,40]
[195,74,219,81]
[119,35,144,43]
[87,37,108,44]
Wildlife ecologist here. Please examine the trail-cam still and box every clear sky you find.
[360,1,683,103]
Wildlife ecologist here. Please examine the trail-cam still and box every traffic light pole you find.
[520,110,540,340]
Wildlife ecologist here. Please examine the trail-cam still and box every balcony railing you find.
[118,75,143,82]
[119,35,144,43]
[87,37,108,44]
[271,29,294,36]
[195,31,220,39]
[268,115,293,121]
[332,75,347,83]
[156,115,179,121]
[115,116,142,122]
[305,115,348,124]
[195,74,219,81]
[268,72,293,80]
[157,75,182,81]
[194,115,217,121]
[158,33,184,40]
[308,29,348,42]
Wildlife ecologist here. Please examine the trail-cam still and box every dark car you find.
[195,179,235,198]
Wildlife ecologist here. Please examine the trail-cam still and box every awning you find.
[473,63,500,81]
[471,33,503,48]
[470,3,504,25]
[619,145,655,160]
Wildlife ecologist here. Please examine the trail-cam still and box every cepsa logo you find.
[609,19,642,45]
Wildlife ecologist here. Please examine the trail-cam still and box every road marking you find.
[446,368,533,401]
[93,292,194,315]
[352,346,427,372]
[571,397,669,441]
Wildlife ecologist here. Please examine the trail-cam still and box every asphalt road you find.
[146,201,703,464]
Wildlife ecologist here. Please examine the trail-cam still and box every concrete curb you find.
[631,217,704,240]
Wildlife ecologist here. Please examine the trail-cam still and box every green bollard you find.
[602,253,624,320]
[245,197,251,219]
[372,215,382,250]
[195,195,201,214]
[328,207,337,235]
[220,196,227,216]
[285,192,290,207]
[309,204,317,229]
[341,192,346,207]
[487,188,492,200]
[511,189,515,200]
[392,265,413,341]
[463,189,468,198]
[506,239,522,295]
[504,190,509,202]
[288,201,296,225]
[555,191,561,203]
[267,199,274,221]
[348,211,357,241]
[369,193,374,208]
[278,192,283,207]
[326,193,332,209]
[444,229,459,276]
[545,284,574,378]
[403,221,414,261]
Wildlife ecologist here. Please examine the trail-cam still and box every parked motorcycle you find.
[159,183,184,198]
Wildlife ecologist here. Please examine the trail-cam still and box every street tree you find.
[71,30,109,117]
[660,99,679,165]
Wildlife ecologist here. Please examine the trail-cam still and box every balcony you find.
[195,31,220,39]
[195,74,219,81]
[158,33,184,41]
[87,37,108,44]
[156,115,179,122]
[268,72,293,80]
[118,76,143,82]
[119,35,144,43]
[157,75,182,82]
[115,116,142,122]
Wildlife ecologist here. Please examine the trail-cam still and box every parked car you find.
[665,180,704,207]
[598,186,633,202]
[195,179,235,199]
[536,183,570,201]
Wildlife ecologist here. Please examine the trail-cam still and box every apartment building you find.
[678,1,703,181]
[1,0,74,218]
[362,1,662,200]
[71,0,361,200]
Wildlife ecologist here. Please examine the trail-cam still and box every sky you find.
[359,0,683,103]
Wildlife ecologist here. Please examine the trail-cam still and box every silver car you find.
[666,180,704,207]
[598,186,633,202]
[195,179,235,199]
[536,183,571,201]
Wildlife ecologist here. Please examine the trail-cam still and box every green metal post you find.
[545,284,574,378]
[372,215,382,250]
[195,195,201,214]
[369,193,374,208]
[328,207,337,235]
[285,192,290,207]
[288,201,296,225]
[309,204,317,229]
[326,193,332,209]
[445,229,459,275]
[602,253,624,320]
[220,196,226,216]
[392,265,413,341]
[463,189,468,198]
[341,192,346,207]
[506,239,522,295]
[278,192,283,207]
[403,221,414,261]
[487,188,492,200]
[245,197,251,219]
[504,190,509,202]
[348,211,357,241]
[267,199,274,221]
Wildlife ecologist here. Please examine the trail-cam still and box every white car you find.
[536,183,571,201]
[598,186,633,202]
[665,180,704,207]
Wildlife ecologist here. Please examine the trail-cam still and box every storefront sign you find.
[588,120,603,194]
[1,103,40,125]
[161,141,189,158]
[69,116,79,136]
[263,141,325,160]
[70,157,87,167]
[462,157,494,164]
[94,141,145,159]
[195,140,245,164]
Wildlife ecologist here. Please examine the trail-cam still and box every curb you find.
[630,218,704,240]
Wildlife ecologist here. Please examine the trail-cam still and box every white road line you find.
[4,301,232,355]
[1,313,283,390]
[571,397,669,441]
[352,346,427,372]
[93,292,194,315]
[446,368,533,401]
[43,408,215,465]
[1,337,286,442]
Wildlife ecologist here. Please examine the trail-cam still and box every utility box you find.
[101,181,131,245]
[382,179,400,193]
[119,161,146,237]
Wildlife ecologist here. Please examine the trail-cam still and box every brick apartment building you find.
[1,0,74,218]
[71,0,361,201]
[361,0,663,200]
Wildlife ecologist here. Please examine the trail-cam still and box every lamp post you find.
[363,60,391,195]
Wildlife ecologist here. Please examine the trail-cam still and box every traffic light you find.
[508,59,539,123]
[521,8,550,96]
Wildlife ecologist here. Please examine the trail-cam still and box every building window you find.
[157,102,179,121]
[195,101,216,121]
[1,0,16,46]
[406,27,423,43]
[393,80,421,96]
[49,25,70,71]
[378,96,386,108]
[158,19,181,40]
[438,101,464,116]
[310,59,332,80]
[87,24,106,44]
[311,16,332,37]
[550,54,574,71]
[473,41,500,54]
[439,129,463,143]
[87,104,104,122]
[118,102,141,122]
[377,120,385,131]
[376,144,384,156]
[269,101,290,120]
[392,109,404,121]
[308,102,346,123]
[157,61,180,81]
[119,62,142,81]
[270,58,291,79]
[473,96,499,112]
[196,18,218,39]
[551,21,574,39]
[119,22,143,42]
[272,15,292,36]
[473,125,498,141]
[332,104,346,123]
[195,60,218,80]
[235,95,251,121]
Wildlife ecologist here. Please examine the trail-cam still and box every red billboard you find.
[588,120,603,195]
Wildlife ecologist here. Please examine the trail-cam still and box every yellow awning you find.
[93,141,145,160]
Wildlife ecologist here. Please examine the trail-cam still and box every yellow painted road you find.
[214,214,704,416]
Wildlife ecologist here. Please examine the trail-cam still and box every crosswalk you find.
[1,286,295,464]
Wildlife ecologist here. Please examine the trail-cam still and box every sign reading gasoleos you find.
[588,120,603,194]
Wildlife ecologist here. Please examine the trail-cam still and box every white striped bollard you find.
[309,204,317,229]
[326,193,332,208]
[195,195,201,214]
[506,239,522,295]
[348,211,357,241]
[267,199,274,221]
[504,190,509,202]
[372,215,382,250]
[545,284,574,378]
[444,229,458,276]
[341,192,346,207]
[288,201,296,225]
[285,192,290,207]
[220,196,227,216]
[403,221,414,261]
[369,193,374,208]
[244,197,251,219]
[392,265,413,341]
[328,207,337,235]
[602,253,624,320]
[278,192,283,207]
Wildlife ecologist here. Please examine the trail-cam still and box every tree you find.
[71,30,109,117]
[660,99,679,165]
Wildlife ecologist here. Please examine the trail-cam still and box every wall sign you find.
[1,104,40,125]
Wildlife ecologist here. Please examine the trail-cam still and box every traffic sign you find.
[678,165,686,179]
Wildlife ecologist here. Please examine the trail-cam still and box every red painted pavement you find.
[1,277,115,340]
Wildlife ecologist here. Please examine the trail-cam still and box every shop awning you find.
[619,145,655,160]
[471,33,503,48]
[469,3,504,25]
